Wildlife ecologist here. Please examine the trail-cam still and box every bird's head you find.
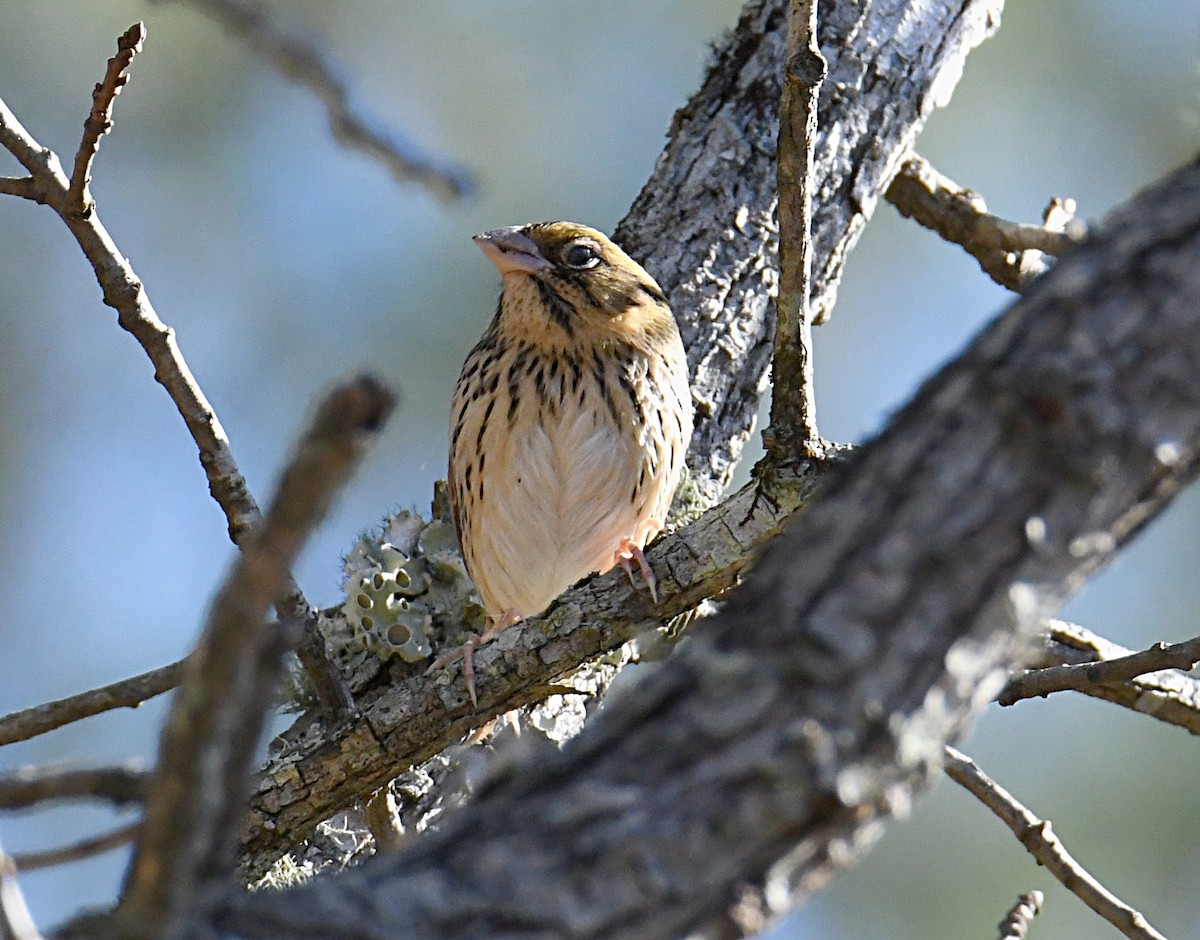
[474,221,677,347]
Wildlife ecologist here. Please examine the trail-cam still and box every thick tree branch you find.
[214,153,1200,940]
[0,659,186,747]
[116,377,394,940]
[152,0,473,200]
[945,748,1166,940]
[239,465,829,874]
[235,0,1007,872]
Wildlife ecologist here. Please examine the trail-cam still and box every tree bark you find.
[239,0,1005,871]
[211,153,1200,939]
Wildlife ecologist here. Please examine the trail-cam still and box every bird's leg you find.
[426,608,522,707]
[614,518,664,604]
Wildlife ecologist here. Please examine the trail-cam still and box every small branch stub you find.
[997,890,1044,940]
[886,153,1083,292]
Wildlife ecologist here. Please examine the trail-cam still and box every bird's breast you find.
[451,342,684,619]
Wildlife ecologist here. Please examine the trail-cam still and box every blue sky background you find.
[2,1,1199,936]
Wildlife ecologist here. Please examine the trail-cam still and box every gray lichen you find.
[332,503,486,668]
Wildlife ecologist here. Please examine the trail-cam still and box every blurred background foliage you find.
[1,0,1199,936]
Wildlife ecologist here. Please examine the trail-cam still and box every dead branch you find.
[1001,632,1200,705]
[1005,621,1200,734]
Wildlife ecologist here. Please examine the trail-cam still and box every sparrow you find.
[445,221,693,701]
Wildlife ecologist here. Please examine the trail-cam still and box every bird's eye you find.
[564,242,600,269]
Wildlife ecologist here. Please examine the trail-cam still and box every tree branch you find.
[996,890,1044,940]
[8,824,141,874]
[0,843,43,940]
[768,0,826,457]
[1001,620,1200,734]
[239,465,830,875]
[945,747,1166,940]
[0,30,353,717]
[66,22,145,215]
[152,0,473,200]
[1001,632,1200,705]
[0,765,149,811]
[237,0,1008,875]
[886,153,1083,291]
[0,177,41,201]
[214,152,1200,940]
[615,0,1004,506]
[0,659,186,747]
[115,376,394,940]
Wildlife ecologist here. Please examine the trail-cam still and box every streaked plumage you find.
[449,221,692,629]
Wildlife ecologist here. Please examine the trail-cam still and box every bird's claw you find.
[424,609,522,708]
[426,635,481,706]
[617,539,658,604]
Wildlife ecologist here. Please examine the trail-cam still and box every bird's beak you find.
[474,227,552,276]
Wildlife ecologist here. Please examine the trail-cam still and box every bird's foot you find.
[616,537,658,605]
[426,609,522,706]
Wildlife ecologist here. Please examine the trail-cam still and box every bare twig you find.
[66,22,145,215]
[1003,620,1200,734]
[0,31,353,717]
[1001,632,1200,706]
[886,153,1083,291]
[944,747,1167,940]
[768,0,827,458]
[117,375,394,940]
[0,843,43,940]
[997,890,1044,940]
[154,0,473,200]
[0,764,150,811]
[9,823,140,873]
[0,658,186,747]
